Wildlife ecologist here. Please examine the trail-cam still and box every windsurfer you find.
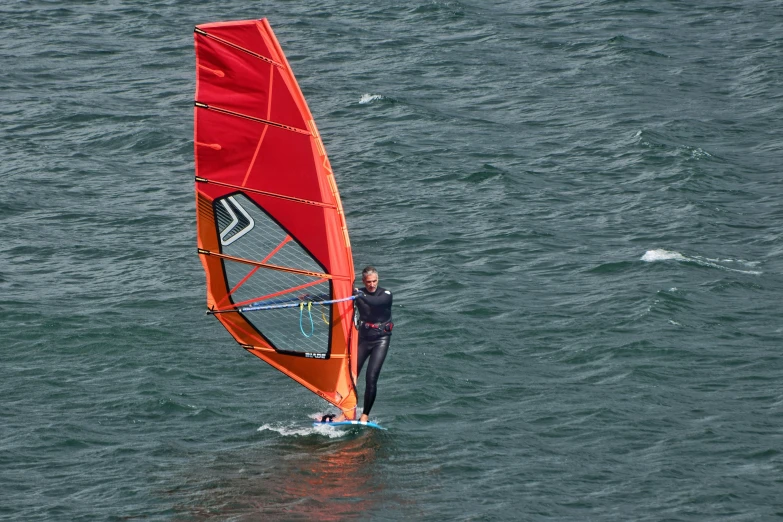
[333,266,393,423]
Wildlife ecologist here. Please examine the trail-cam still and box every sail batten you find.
[195,178,338,209]
[194,102,312,135]
[197,250,349,280]
[194,18,358,418]
[195,26,284,68]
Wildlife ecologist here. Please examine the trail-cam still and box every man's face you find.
[362,273,379,293]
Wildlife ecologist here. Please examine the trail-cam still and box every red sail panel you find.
[194,19,357,418]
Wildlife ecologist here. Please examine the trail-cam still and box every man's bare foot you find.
[359,414,369,423]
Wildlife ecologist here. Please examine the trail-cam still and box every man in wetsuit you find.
[332,266,393,423]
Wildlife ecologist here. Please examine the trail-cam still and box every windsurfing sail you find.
[193,19,358,418]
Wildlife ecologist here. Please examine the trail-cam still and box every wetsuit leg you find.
[361,337,390,416]
[356,338,372,377]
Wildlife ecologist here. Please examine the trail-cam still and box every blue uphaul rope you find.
[299,302,314,337]
[238,295,356,313]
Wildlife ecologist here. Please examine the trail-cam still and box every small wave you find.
[359,93,383,104]
[641,249,761,275]
[633,130,715,161]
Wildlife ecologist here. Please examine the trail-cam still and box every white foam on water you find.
[641,249,686,262]
[641,249,762,275]
[310,423,350,438]
[359,93,383,104]
[691,255,762,275]
[257,414,346,439]
[256,423,346,439]
[711,257,760,268]
[688,146,712,159]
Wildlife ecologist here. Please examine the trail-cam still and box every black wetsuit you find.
[355,286,393,416]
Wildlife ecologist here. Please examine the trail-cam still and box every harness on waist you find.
[360,321,393,334]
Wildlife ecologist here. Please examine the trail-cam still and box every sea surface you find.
[2,1,782,520]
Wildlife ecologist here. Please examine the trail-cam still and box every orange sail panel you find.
[194,19,357,418]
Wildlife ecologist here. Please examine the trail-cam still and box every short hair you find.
[362,266,378,278]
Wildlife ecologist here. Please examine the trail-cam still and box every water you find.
[2,1,782,520]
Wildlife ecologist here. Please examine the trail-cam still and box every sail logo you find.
[218,196,255,246]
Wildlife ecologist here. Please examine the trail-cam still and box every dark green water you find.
[2,1,782,520]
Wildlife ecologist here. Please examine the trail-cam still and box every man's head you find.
[362,266,379,293]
